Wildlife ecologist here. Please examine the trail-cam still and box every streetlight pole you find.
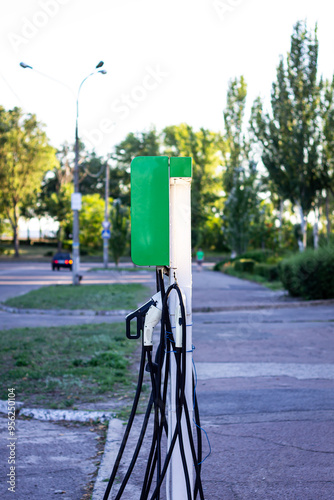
[72,61,107,285]
[20,61,107,285]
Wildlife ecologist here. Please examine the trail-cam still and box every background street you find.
[1,263,334,499]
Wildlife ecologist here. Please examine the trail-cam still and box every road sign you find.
[101,229,111,239]
[102,221,111,230]
[71,193,82,210]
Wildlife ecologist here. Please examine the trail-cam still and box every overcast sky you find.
[1,0,334,156]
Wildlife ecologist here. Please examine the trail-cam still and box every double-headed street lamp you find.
[20,61,107,285]
[72,61,107,284]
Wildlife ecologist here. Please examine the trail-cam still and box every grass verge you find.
[4,283,150,310]
[0,323,140,408]
[222,267,283,291]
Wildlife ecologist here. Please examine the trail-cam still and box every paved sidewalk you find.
[1,264,334,499]
[94,271,334,499]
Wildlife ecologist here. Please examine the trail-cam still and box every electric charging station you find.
[103,156,205,500]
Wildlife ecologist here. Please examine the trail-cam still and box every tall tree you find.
[37,143,73,250]
[250,21,324,249]
[109,200,130,266]
[162,124,221,247]
[0,107,57,256]
[321,76,334,239]
[111,128,160,205]
[222,76,248,193]
[221,77,265,254]
[223,161,260,255]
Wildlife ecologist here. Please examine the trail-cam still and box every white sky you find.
[1,0,334,156]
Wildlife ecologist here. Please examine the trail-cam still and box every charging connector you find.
[143,292,162,347]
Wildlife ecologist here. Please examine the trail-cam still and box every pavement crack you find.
[208,429,334,455]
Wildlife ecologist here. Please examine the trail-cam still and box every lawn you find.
[5,283,150,310]
[0,323,140,409]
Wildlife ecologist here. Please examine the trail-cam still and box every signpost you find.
[101,229,111,239]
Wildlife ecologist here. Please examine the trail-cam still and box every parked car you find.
[51,252,73,271]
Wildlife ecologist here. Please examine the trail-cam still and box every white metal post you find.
[168,176,193,499]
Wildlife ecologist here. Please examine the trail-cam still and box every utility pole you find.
[72,61,107,285]
[71,110,81,285]
[103,160,110,268]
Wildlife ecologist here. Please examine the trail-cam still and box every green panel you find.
[131,156,169,266]
[170,157,192,178]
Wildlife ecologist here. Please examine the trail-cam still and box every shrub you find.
[280,246,334,300]
[237,249,273,263]
[234,259,255,273]
[254,263,280,282]
[213,258,234,271]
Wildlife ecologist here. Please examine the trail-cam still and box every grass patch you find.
[5,283,150,310]
[0,323,140,408]
[223,266,283,291]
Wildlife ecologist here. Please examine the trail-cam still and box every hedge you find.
[234,259,255,273]
[280,246,334,300]
[254,263,280,282]
[238,249,273,263]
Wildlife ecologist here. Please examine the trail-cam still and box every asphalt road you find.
[0,262,333,499]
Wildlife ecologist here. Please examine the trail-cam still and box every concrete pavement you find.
[0,263,334,499]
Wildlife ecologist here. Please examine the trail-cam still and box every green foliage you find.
[112,128,160,205]
[79,193,106,248]
[223,162,261,255]
[250,21,324,248]
[254,263,280,282]
[280,246,334,299]
[162,123,222,248]
[109,201,130,266]
[0,106,57,255]
[234,258,255,273]
[222,75,249,193]
[238,249,274,263]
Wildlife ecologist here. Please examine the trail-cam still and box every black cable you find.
[193,376,203,499]
[104,279,205,500]
[103,346,147,500]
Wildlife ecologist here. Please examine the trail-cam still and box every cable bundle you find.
[103,269,205,500]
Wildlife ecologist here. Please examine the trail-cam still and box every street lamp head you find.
[98,70,107,75]
[20,62,33,69]
[96,61,104,69]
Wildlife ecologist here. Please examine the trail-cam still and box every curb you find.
[0,400,114,423]
[92,419,125,500]
[192,298,334,313]
[1,299,334,316]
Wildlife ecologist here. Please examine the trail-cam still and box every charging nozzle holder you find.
[125,298,155,340]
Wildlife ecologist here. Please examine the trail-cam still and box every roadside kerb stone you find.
[0,400,114,423]
[1,298,334,316]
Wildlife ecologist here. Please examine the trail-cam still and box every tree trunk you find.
[278,199,284,246]
[297,203,307,251]
[313,205,319,249]
[326,191,331,241]
[8,204,20,257]
[13,225,19,257]
[57,225,63,251]
[39,219,42,241]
